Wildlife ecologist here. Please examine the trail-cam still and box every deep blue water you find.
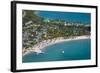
[38,11,91,24]
[23,39,91,63]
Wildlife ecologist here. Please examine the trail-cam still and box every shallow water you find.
[23,39,91,63]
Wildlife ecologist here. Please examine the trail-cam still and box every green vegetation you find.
[22,10,91,49]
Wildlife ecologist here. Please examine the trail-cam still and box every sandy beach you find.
[22,35,90,56]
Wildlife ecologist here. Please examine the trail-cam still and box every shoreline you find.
[22,35,90,56]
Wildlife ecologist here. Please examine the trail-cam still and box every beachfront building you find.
[22,10,91,56]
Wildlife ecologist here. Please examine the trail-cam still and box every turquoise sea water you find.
[38,11,91,24]
[23,39,91,63]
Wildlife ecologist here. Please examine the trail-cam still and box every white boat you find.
[34,49,44,55]
[62,51,64,53]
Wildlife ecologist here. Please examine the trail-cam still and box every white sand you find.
[23,35,90,56]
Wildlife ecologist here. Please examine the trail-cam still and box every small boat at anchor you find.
[62,51,64,54]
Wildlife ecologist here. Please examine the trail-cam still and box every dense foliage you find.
[22,10,90,49]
